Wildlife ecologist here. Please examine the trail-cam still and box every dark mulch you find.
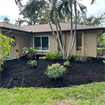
[0,56,105,88]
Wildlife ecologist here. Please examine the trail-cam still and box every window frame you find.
[33,35,50,51]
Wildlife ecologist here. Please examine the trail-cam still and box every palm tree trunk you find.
[68,0,77,59]
[67,0,73,59]
[42,0,63,55]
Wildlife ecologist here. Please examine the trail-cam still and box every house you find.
[0,22,105,59]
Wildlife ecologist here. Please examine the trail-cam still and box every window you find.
[76,34,82,51]
[34,36,49,51]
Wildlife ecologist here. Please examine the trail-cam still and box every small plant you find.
[39,56,46,59]
[54,51,62,59]
[27,60,37,67]
[46,51,55,60]
[70,54,76,58]
[75,56,90,62]
[0,60,3,70]
[103,60,105,63]
[22,47,37,59]
[15,49,20,60]
[0,66,3,72]
[45,63,66,80]
[64,60,70,67]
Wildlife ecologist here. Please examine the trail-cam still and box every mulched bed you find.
[0,56,105,88]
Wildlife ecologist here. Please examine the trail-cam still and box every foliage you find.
[3,17,10,23]
[15,49,20,60]
[15,0,47,26]
[0,66,3,72]
[39,56,46,60]
[75,56,91,62]
[70,54,76,58]
[22,47,37,59]
[103,60,105,64]
[45,63,66,80]
[98,35,105,48]
[64,60,70,67]
[54,51,62,59]
[27,60,37,67]
[75,11,105,26]
[45,51,62,60]
[45,51,55,60]
[0,34,15,67]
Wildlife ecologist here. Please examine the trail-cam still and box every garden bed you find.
[0,56,105,88]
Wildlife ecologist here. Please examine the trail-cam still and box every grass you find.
[0,82,105,105]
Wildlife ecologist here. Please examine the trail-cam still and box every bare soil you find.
[0,56,105,88]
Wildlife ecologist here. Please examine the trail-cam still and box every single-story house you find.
[0,22,105,59]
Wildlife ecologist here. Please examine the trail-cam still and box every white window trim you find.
[33,35,50,52]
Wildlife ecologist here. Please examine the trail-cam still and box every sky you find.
[0,0,105,25]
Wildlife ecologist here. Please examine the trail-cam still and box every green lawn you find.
[0,82,105,105]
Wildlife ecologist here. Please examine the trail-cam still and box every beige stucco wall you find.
[2,31,30,59]
[1,29,103,59]
[84,31,97,57]
[29,33,58,55]
[65,32,76,55]
[65,31,99,57]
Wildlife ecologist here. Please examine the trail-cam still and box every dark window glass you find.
[34,37,41,50]
[42,37,49,50]
[76,34,82,51]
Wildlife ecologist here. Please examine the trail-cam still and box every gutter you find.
[97,30,105,37]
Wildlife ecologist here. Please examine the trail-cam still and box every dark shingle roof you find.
[0,22,29,33]
[0,22,105,33]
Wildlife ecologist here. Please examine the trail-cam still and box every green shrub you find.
[103,60,105,64]
[70,54,76,58]
[54,51,62,59]
[46,52,55,60]
[45,63,66,80]
[75,56,90,62]
[39,56,46,59]
[64,61,70,67]
[22,47,37,59]
[27,60,37,67]
[15,49,20,60]
[0,67,3,72]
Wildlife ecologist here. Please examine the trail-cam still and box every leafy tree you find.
[15,0,87,59]
[74,11,105,26]
[98,34,105,48]
[3,17,10,23]
[0,34,15,67]
[15,0,47,25]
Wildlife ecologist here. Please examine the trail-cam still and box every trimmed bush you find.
[27,60,37,67]
[45,63,66,80]
[64,61,70,67]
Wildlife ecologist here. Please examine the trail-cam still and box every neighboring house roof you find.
[0,22,105,33]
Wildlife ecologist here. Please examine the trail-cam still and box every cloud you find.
[80,0,105,17]
[0,0,20,23]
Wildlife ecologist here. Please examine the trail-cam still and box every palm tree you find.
[15,0,87,59]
